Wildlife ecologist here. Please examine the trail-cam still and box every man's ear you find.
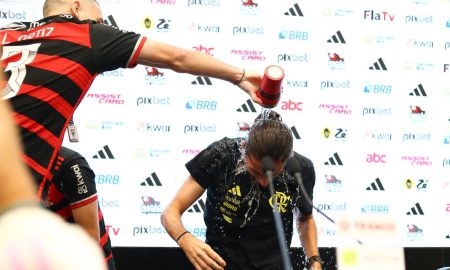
[70,1,81,17]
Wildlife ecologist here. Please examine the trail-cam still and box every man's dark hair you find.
[245,110,293,162]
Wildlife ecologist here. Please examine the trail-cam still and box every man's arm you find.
[296,212,322,270]
[161,175,226,270]
[58,150,100,241]
[72,200,100,241]
[136,39,263,105]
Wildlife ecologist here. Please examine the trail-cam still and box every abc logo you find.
[281,100,303,111]
[366,153,387,163]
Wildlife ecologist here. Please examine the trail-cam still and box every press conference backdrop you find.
[1,0,450,248]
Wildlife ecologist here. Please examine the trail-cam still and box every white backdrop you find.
[1,0,449,247]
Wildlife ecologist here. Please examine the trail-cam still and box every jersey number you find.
[1,43,41,100]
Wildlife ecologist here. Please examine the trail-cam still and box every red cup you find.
[257,65,284,108]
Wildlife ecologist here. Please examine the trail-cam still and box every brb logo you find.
[186,98,218,111]
[366,152,387,163]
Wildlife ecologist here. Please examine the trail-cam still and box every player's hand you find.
[236,70,264,107]
[178,233,226,270]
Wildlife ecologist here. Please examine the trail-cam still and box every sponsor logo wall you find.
[3,0,449,247]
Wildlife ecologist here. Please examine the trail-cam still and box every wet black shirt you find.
[185,137,316,269]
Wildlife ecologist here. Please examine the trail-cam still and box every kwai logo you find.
[137,122,171,133]
[188,22,220,33]
[406,38,434,49]
[364,131,392,141]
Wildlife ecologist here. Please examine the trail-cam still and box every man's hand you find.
[236,70,264,106]
[178,233,226,270]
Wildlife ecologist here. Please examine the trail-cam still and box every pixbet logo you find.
[184,124,217,134]
[0,9,27,20]
[320,80,350,90]
[188,0,220,7]
[136,96,170,106]
[362,107,392,116]
[366,153,387,163]
[232,25,264,35]
[277,53,308,63]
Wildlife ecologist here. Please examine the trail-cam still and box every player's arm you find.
[161,175,226,270]
[296,212,322,270]
[136,39,263,105]
[0,67,38,214]
[72,200,100,241]
[59,154,100,241]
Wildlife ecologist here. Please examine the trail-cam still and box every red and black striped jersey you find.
[48,146,115,270]
[0,14,146,200]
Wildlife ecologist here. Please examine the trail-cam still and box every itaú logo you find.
[269,191,291,213]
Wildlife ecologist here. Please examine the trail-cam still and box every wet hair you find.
[245,110,293,163]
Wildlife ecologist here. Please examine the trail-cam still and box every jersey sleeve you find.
[58,154,98,209]
[90,23,146,72]
[185,138,237,189]
[293,152,316,216]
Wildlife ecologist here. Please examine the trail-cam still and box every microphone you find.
[285,158,363,245]
[260,156,293,270]
[257,65,284,109]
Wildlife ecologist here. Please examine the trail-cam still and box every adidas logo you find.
[406,202,424,215]
[92,145,115,159]
[236,99,257,112]
[369,58,387,71]
[228,185,241,196]
[446,233,450,239]
[191,76,212,85]
[327,31,346,44]
[324,152,343,166]
[409,84,427,97]
[103,15,118,28]
[284,3,303,16]
[291,126,301,140]
[140,172,162,186]
[366,178,385,191]
[188,199,205,213]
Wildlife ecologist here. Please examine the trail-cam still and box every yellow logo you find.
[228,185,241,197]
[269,191,291,213]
